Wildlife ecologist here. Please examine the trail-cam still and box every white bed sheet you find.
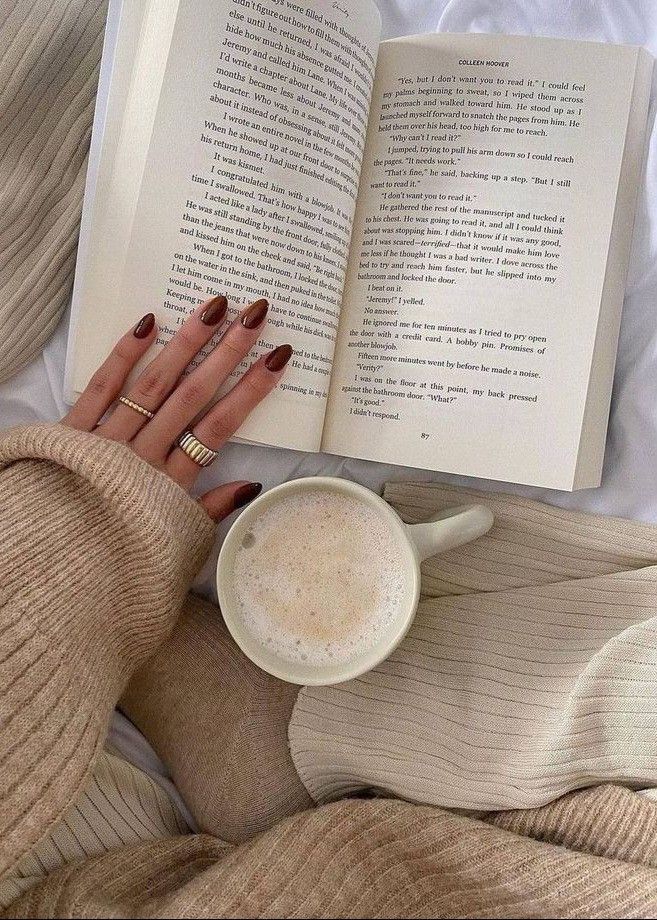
[2,0,657,607]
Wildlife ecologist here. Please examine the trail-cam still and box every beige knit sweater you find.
[3,420,657,918]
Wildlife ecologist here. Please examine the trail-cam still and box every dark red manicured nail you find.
[241,298,269,329]
[265,344,293,372]
[133,313,155,339]
[233,482,262,510]
[200,294,228,326]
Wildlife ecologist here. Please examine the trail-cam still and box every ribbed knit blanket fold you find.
[290,481,657,810]
[0,0,106,383]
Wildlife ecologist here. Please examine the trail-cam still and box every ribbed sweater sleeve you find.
[0,423,215,877]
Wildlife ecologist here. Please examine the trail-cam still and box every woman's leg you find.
[120,593,312,843]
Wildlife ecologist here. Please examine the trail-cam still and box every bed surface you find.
[2,0,657,603]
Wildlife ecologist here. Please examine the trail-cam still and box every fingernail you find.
[241,298,269,329]
[233,482,262,510]
[134,313,155,339]
[200,294,228,326]
[265,344,293,372]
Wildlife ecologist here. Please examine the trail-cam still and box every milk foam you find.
[232,489,408,667]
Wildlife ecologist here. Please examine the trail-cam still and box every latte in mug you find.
[231,488,409,667]
[218,475,493,685]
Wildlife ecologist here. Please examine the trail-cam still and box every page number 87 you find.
[421,432,431,440]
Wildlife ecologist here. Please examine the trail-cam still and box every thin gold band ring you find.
[118,395,155,420]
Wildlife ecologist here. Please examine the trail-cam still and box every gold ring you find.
[118,395,155,420]
[176,431,218,468]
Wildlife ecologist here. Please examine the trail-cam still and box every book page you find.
[572,48,652,487]
[323,34,643,489]
[65,0,180,403]
[68,0,380,452]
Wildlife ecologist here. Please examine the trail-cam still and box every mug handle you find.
[405,503,494,562]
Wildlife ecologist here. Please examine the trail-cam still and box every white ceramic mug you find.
[216,476,493,686]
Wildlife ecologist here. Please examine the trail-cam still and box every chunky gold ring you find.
[176,430,218,468]
[118,395,155,420]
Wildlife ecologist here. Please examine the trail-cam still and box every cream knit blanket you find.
[290,481,657,810]
[0,0,106,384]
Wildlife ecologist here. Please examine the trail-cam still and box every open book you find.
[65,0,653,490]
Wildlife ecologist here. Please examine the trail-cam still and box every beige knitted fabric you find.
[0,0,106,383]
[0,423,215,878]
[290,481,657,810]
[0,749,189,910]
[6,421,657,916]
[120,593,312,844]
[5,787,657,918]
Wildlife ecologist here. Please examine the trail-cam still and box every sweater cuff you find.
[0,422,215,565]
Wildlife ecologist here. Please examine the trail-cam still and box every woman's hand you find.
[63,295,291,521]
